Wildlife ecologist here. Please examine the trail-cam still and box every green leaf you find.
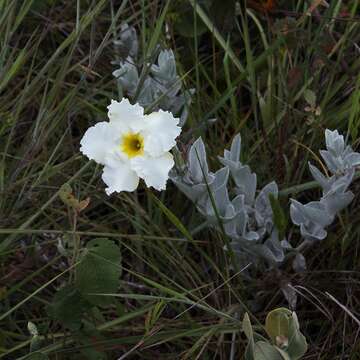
[243,313,255,359]
[269,194,288,240]
[76,238,121,307]
[304,89,316,107]
[265,308,308,359]
[265,308,292,344]
[287,312,308,360]
[243,313,254,340]
[253,341,285,360]
[47,285,90,330]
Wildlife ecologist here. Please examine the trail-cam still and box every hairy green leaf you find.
[76,238,121,307]
[48,285,90,330]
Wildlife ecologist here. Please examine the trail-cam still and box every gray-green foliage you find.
[290,129,360,242]
[243,308,308,360]
[171,134,289,267]
[173,129,359,270]
[112,23,194,125]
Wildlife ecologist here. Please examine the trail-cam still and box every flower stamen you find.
[121,132,144,158]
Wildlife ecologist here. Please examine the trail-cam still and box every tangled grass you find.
[0,0,360,358]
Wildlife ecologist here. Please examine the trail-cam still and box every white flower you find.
[80,99,181,195]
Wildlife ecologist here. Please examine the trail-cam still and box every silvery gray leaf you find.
[255,181,278,223]
[320,189,354,216]
[137,77,158,108]
[231,193,246,212]
[300,222,327,241]
[243,230,261,242]
[232,165,257,205]
[253,238,284,265]
[344,152,360,167]
[198,168,230,219]
[329,168,354,193]
[281,283,298,310]
[281,239,292,249]
[319,150,344,174]
[290,200,333,227]
[210,166,229,189]
[251,230,285,264]
[203,187,230,219]
[230,134,241,161]
[223,134,241,162]
[319,129,360,174]
[151,49,178,84]
[225,207,247,238]
[292,253,306,272]
[152,77,182,101]
[308,162,334,193]
[325,129,345,157]
[256,225,268,240]
[114,23,139,59]
[187,137,210,183]
[224,204,237,235]
[113,58,139,96]
[171,178,207,203]
[179,89,195,127]
[251,244,277,264]
[218,134,242,170]
[172,131,288,267]
[309,163,354,197]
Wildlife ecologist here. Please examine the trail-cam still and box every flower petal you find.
[142,110,181,157]
[102,161,139,195]
[107,98,144,132]
[131,153,174,190]
[80,122,116,165]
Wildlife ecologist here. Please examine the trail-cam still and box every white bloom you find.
[80,99,181,195]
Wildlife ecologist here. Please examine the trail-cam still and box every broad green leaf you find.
[265,308,292,344]
[265,308,308,359]
[287,312,308,360]
[76,239,121,307]
[253,341,284,360]
[47,285,90,330]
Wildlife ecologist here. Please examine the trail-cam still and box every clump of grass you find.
[0,0,360,358]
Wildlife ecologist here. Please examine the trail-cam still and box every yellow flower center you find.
[121,132,144,158]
